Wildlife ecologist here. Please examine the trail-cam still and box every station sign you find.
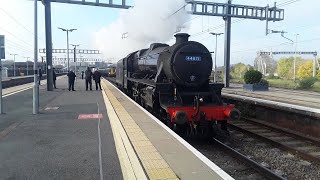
[0,35,4,59]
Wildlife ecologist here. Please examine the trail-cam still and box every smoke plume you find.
[94,0,189,62]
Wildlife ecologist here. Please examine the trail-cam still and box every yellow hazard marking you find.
[102,80,179,180]
[102,88,147,180]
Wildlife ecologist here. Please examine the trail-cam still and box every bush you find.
[298,77,318,89]
[268,79,298,89]
[266,74,280,80]
[244,70,262,84]
[258,79,269,86]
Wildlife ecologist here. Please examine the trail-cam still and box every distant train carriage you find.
[100,67,116,77]
[108,67,116,77]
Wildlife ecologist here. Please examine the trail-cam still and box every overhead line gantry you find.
[185,0,285,87]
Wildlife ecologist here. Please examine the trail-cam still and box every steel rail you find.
[213,138,286,180]
[242,117,320,146]
[228,119,320,164]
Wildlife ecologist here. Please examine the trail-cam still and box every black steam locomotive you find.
[116,33,239,136]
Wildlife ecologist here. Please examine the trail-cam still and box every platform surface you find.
[222,84,320,116]
[0,77,122,179]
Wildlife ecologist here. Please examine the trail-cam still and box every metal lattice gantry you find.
[43,57,106,67]
[45,57,106,63]
[260,51,317,56]
[39,49,100,54]
[40,0,131,9]
[185,0,285,87]
[187,1,284,21]
[52,58,105,62]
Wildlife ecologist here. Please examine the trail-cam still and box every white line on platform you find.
[2,76,66,98]
[105,80,234,180]
[97,102,104,180]
[3,86,33,98]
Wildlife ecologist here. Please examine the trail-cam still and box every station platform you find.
[0,77,232,180]
[222,84,320,118]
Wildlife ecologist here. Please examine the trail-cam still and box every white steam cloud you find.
[94,0,190,62]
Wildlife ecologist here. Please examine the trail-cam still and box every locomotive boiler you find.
[116,33,240,137]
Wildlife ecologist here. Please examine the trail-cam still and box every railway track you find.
[213,138,286,180]
[191,138,286,180]
[228,118,320,164]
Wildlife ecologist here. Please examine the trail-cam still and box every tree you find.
[277,57,293,79]
[297,61,314,79]
[276,57,305,79]
[230,63,249,79]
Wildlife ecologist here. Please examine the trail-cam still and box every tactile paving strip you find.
[102,80,179,180]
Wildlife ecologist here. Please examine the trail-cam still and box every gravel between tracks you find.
[191,128,320,180]
[191,140,267,180]
[227,130,320,180]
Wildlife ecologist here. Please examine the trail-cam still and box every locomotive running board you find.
[127,78,156,87]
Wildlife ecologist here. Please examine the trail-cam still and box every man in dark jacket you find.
[53,68,57,89]
[85,67,93,91]
[38,69,42,85]
[93,69,102,90]
[67,70,76,91]
[81,71,84,79]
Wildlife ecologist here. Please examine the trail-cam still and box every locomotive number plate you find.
[185,56,202,61]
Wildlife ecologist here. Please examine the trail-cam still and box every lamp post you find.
[24,56,30,76]
[58,27,77,72]
[10,53,18,77]
[210,32,223,82]
[70,44,79,75]
[33,0,39,114]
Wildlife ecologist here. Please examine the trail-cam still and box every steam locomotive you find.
[115,33,240,137]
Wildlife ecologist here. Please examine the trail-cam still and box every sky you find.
[0,0,319,66]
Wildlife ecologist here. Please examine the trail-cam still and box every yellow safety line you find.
[102,88,147,180]
[102,80,179,180]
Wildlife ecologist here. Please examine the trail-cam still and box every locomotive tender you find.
[116,33,240,136]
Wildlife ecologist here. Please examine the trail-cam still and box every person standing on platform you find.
[85,67,93,91]
[38,69,42,85]
[67,70,76,91]
[53,68,57,89]
[81,71,84,79]
[93,69,102,90]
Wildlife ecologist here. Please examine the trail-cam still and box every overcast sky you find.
[0,0,319,66]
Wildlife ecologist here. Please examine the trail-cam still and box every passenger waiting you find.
[85,67,93,91]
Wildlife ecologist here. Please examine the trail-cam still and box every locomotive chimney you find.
[175,33,190,44]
